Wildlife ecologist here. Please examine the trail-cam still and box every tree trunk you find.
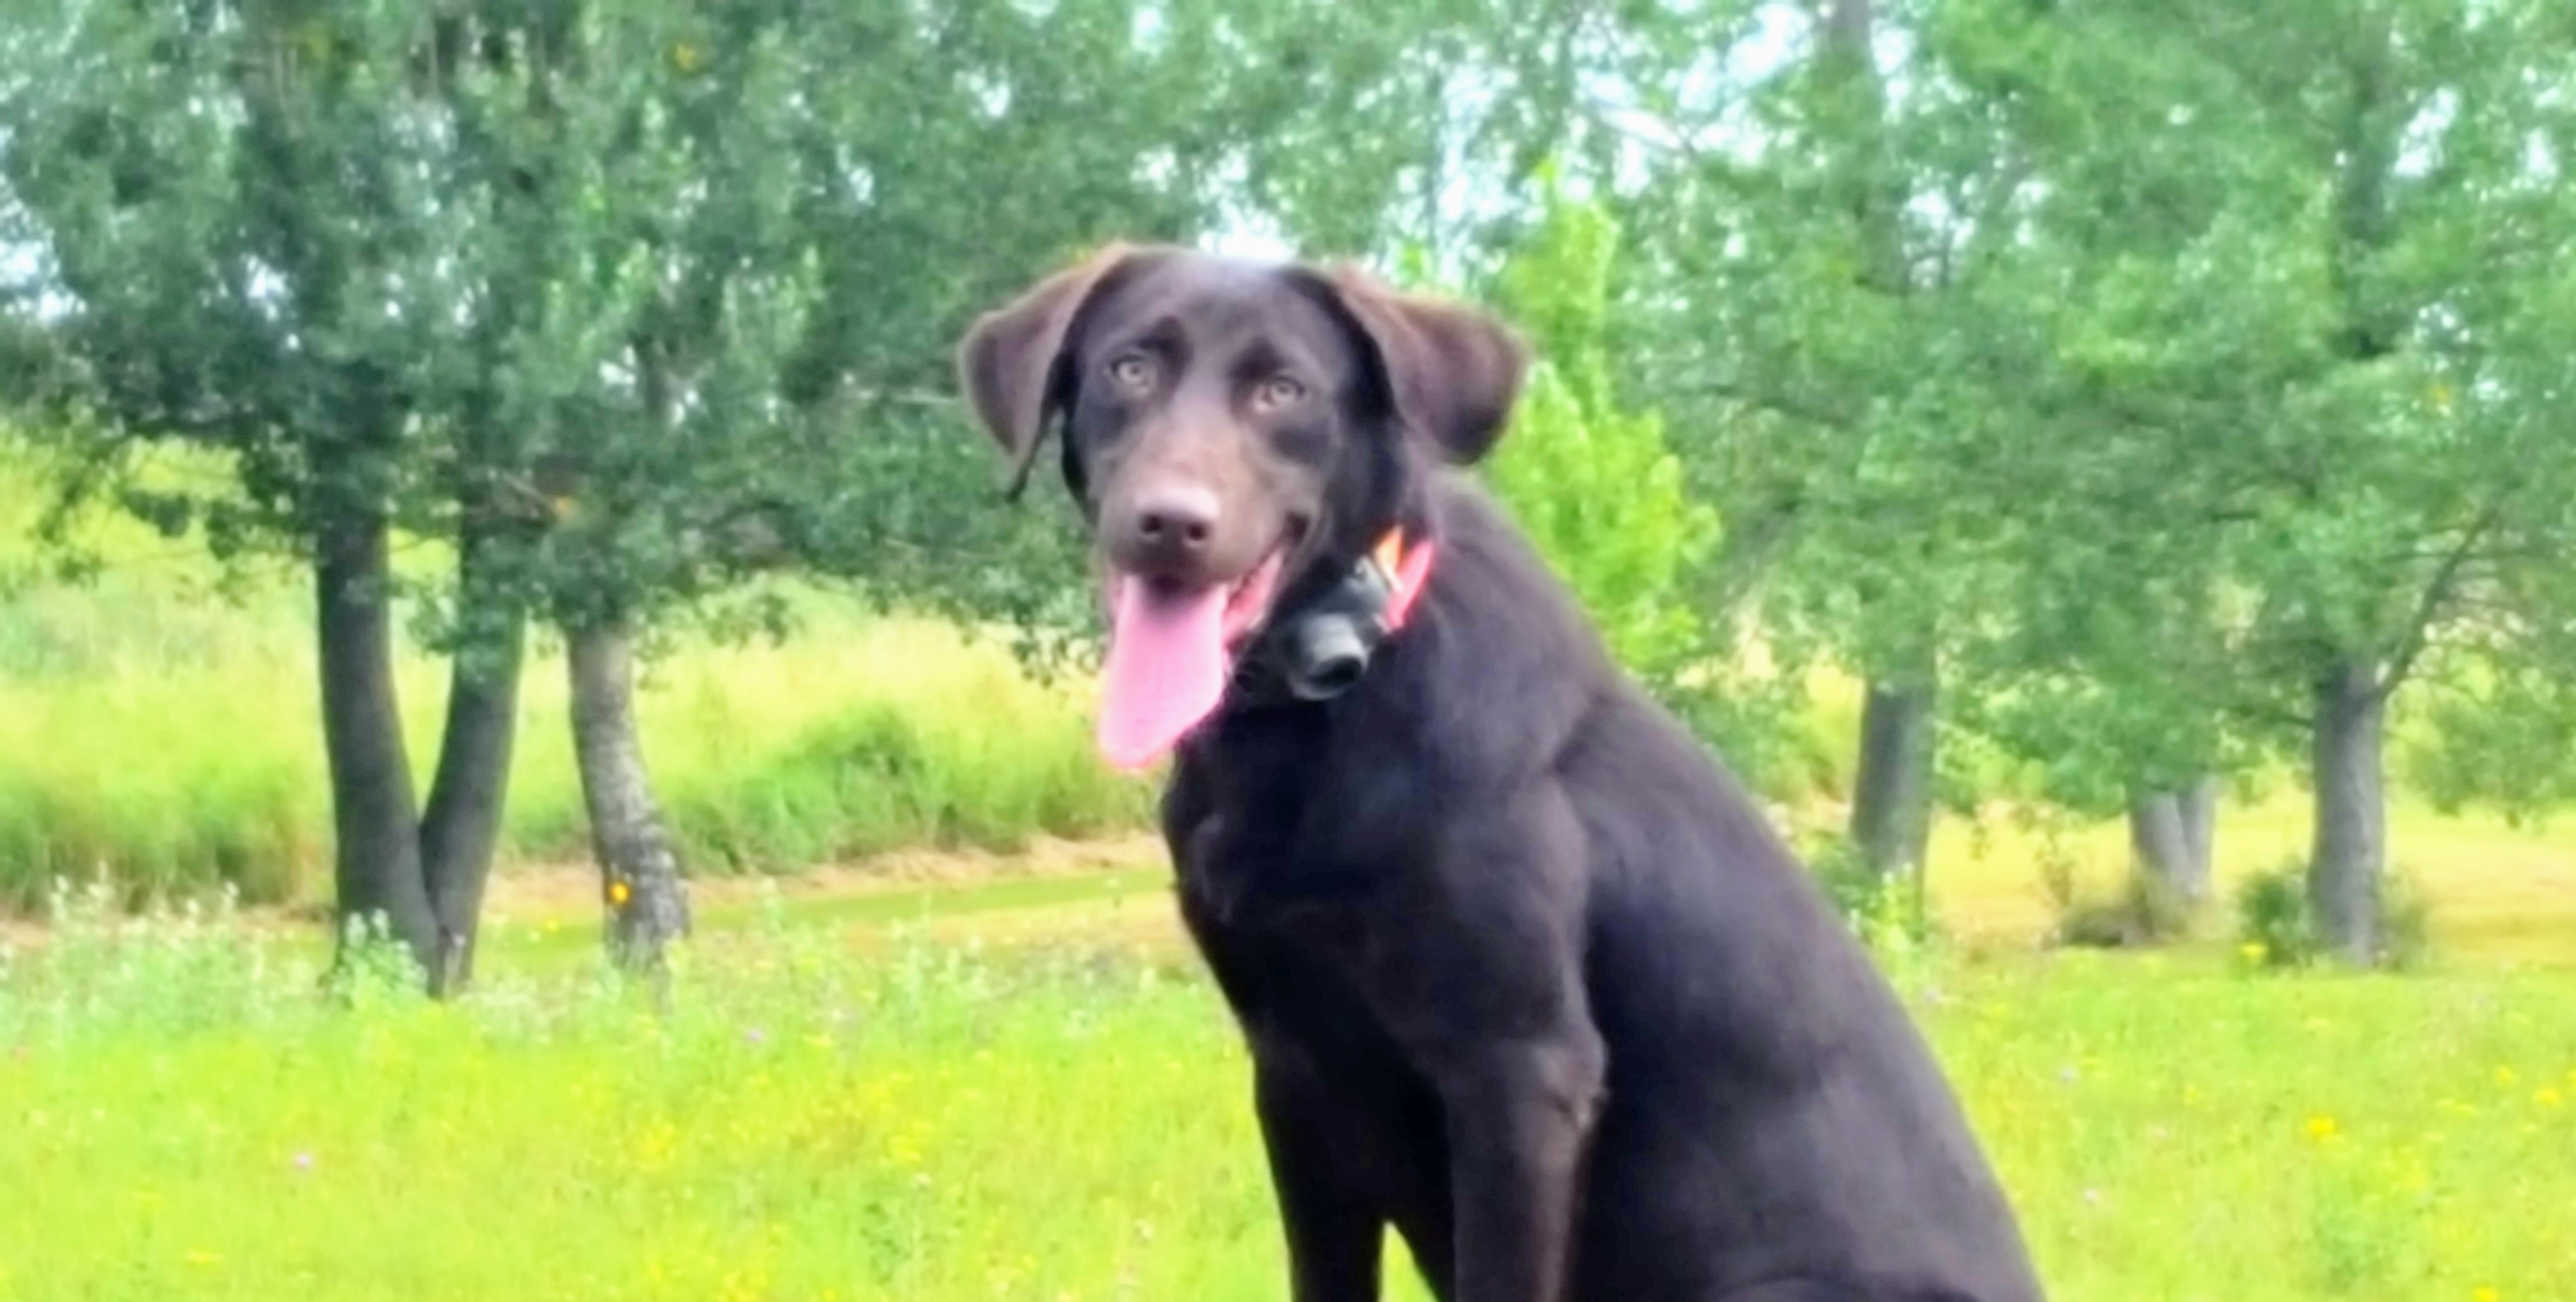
[2309,664,2388,965]
[1823,0,1928,894]
[2129,775,2219,907]
[315,507,434,974]
[2127,789,2193,901]
[1849,678,1937,884]
[2180,774,2219,889]
[415,525,526,994]
[568,617,689,970]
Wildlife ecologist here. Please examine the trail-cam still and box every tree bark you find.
[2180,774,2219,888]
[2127,789,2193,902]
[315,505,436,974]
[416,524,526,995]
[2129,775,2219,907]
[317,488,530,994]
[568,616,689,970]
[1849,678,1937,884]
[2309,663,2388,965]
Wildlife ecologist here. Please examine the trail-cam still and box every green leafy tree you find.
[493,0,1259,970]
[0,0,1276,980]
[2,1,539,988]
[1487,181,1716,688]
[1596,0,2047,891]
[1960,0,2576,962]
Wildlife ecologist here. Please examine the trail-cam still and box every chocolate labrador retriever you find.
[955,245,2045,1302]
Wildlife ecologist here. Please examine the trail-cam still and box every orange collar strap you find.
[1372,527,1437,633]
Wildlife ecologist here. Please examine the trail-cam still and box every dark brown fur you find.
[957,247,2046,1302]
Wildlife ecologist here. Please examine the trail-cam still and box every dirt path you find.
[16,806,2575,970]
[0,834,1172,956]
[483,833,1165,920]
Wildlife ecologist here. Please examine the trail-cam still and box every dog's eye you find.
[1106,354,1156,391]
[1251,375,1307,412]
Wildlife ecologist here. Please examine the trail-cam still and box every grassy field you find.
[5,864,2574,1302]
[6,443,2576,1300]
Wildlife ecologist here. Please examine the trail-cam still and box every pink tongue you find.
[1098,576,1231,772]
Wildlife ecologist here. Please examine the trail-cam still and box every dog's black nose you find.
[1128,483,1220,558]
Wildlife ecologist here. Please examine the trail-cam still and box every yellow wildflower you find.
[2537,1088,2563,1110]
[2305,1114,2339,1142]
[2239,941,2268,964]
[609,879,631,906]
[2473,1287,2499,1302]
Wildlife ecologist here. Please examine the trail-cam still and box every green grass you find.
[0,600,1148,909]
[0,441,1146,907]
[4,885,2573,1301]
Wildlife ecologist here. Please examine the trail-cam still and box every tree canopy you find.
[6,0,2573,970]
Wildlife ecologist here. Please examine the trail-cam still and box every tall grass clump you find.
[0,593,1145,907]
[0,537,327,909]
[0,442,1144,904]
[498,618,1154,872]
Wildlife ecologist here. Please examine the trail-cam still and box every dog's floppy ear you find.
[1319,265,1529,465]
[956,242,1139,498]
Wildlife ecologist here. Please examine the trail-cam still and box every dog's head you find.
[956,244,1527,768]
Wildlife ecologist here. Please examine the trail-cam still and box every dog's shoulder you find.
[1376,474,1621,776]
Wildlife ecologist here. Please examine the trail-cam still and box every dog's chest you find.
[1170,722,1435,928]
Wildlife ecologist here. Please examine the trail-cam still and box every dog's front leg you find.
[1177,868,1386,1302]
[1254,1054,1390,1301]
[1381,797,1607,1302]
[1436,1028,1604,1302]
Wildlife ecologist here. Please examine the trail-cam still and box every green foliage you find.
[2409,664,2576,826]
[2236,861,2434,973]
[1962,0,2576,790]
[2237,863,2325,971]
[1605,0,2044,692]
[1806,835,1938,955]
[0,0,1273,633]
[1485,182,1716,686]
